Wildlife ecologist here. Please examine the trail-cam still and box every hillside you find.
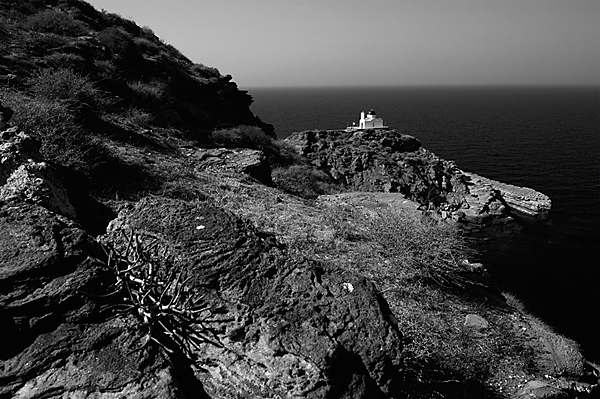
[1,1,598,398]
[0,0,272,197]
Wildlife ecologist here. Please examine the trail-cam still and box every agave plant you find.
[101,227,222,363]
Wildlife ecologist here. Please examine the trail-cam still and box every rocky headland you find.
[285,129,551,229]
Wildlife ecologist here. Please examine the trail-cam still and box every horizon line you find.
[241,83,600,90]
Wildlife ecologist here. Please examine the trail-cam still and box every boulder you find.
[1,127,77,219]
[464,314,490,330]
[190,147,272,185]
[103,196,406,398]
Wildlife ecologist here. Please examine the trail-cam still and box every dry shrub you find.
[211,125,272,150]
[42,52,85,68]
[28,67,101,108]
[22,9,88,36]
[0,90,99,172]
[119,107,154,128]
[93,58,118,80]
[132,36,162,56]
[127,79,167,104]
[272,164,336,198]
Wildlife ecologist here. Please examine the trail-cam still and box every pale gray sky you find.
[85,0,600,88]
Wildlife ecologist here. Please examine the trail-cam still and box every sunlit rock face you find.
[1,127,77,219]
[461,172,551,220]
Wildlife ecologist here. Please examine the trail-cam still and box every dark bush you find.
[28,68,101,108]
[97,26,136,60]
[191,63,221,79]
[127,79,167,105]
[23,9,88,36]
[212,125,272,149]
[272,164,337,199]
[0,91,93,171]
[270,140,303,167]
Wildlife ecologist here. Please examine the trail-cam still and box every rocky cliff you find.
[285,129,551,228]
[0,126,410,398]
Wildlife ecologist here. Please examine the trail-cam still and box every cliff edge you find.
[285,128,551,228]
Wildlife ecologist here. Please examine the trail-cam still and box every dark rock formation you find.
[0,203,179,398]
[104,196,405,398]
[190,147,273,185]
[0,101,14,129]
[0,144,183,397]
[1,126,406,397]
[286,129,551,226]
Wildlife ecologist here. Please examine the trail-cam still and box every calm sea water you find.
[248,86,600,362]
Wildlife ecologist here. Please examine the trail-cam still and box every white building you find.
[347,109,388,130]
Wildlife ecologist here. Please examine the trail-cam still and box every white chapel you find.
[348,109,388,130]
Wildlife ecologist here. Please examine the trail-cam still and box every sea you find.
[247,85,600,363]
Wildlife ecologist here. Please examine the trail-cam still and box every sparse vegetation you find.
[127,79,167,105]
[0,89,95,170]
[0,0,269,189]
[211,125,302,167]
[28,68,102,108]
[22,9,89,36]
[272,164,337,198]
[280,203,586,397]
[196,172,586,397]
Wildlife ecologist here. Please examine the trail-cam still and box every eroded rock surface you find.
[0,202,182,398]
[463,172,551,220]
[0,121,408,398]
[104,196,405,398]
[190,147,272,185]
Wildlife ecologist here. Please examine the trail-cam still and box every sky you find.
[85,0,599,88]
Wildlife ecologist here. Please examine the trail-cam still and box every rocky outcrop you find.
[0,202,180,398]
[1,126,407,397]
[463,172,551,220]
[1,127,77,219]
[285,129,551,226]
[190,147,272,185]
[0,130,185,397]
[103,197,405,398]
